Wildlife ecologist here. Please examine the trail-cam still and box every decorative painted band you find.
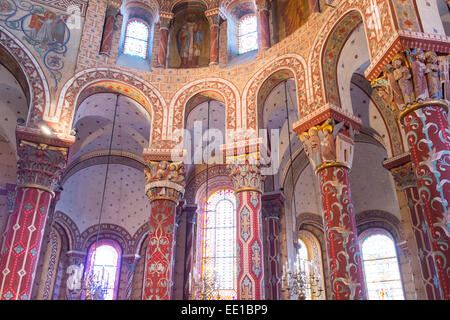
[398,100,449,125]
[315,162,350,175]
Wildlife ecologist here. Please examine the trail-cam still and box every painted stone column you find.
[121,254,140,300]
[256,0,271,51]
[156,14,173,68]
[0,137,69,300]
[206,10,220,66]
[142,160,185,300]
[399,100,450,299]
[226,149,265,300]
[99,4,120,56]
[385,157,442,300]
[262,192,284,300]
[182,204,197,300]
[293,104,367,300]
[373,50,450,299]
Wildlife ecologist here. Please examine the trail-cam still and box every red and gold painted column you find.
[256,0,271,51]
[182,204,197,300]
[226,148,265,300]
[142,160,185,300]
[372,50,450,299]
[294,104,367,300]
[399,100,450,299]
[206,10,220,66]
[0,133,69,300]
[385,155,442,300]
[262,192,284,300]
[156,14,173,68]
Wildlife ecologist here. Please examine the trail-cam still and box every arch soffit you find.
[0,25,50,128]
[80,223,134,255]
[55,68,165,142]
[355,210,403,242]
[166,78,240,145]
[308,1,396,114]
[243,54,309,131]
[54,211,82,251]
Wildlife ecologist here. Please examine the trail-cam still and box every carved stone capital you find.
[294,106,360,173]
[371,49,449,112]
[17,140,68,194]
[144,161,185,203]
[261,192,285,220]
[227,160,264,194]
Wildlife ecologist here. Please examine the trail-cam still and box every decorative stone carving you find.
[144,161,186,202]
[425,51,443,99]
[411,49,429,101]
[17,141,68,193]
[392,53,416,108]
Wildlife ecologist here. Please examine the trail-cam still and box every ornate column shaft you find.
[142,160,185,300]
[374,50,450,299]
[256,0,271,51]
[182,204,197,300]
[99,3,120,56]
[225,145,265,300]
[156,14,173,68]
[384,155,442,300]
[121,254,140,300]
[262,192,284,300]
[0,132,70,300]
[293,104,367,300]
[206,10,220,66]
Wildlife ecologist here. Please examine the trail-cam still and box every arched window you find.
[201,189,237,299]
[238,14,258,54]
[360,230,405,300]
[123,19,149,59]
[85,240,122,300]
[297,238,312,300]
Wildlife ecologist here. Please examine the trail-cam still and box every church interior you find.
[0,0,449,301]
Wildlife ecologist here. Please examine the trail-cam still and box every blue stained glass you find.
[361,234,405,300]
[238,15,258,54]
[123,19,149,59]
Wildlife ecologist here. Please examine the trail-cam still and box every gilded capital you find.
[144,161,185,203]
[17,140,68,194]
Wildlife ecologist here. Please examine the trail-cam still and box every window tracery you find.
[238,14,258,54]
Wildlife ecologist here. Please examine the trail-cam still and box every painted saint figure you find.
[176,15,204,68]
[411,49,429,101]
[392,55,415,108]
[425,51,443,99]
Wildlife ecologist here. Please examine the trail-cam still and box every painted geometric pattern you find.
[403,105,450,299]
[143,199,177,300]
[319,166,367,300]
[391,0,421,32]
[0,187,51,300]
[236,191,264,300]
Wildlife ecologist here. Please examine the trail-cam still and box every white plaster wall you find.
[337,24,370,115]
[350,142,401,219]
[416,0,446,36]
[55,164,149,236]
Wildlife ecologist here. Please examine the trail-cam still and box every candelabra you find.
[282,260,324,300]
[66,265,109,300]
[191,269,222,300]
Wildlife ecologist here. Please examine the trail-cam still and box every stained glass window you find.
[238,14,258,54]
[201,189,237,299]
[361,232,405,300]
[85,240,121,300]
[123,19,149,59]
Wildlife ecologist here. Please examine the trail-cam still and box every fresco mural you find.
[169,10,210,68]
[276,0,311,41]
[0,0,83,93]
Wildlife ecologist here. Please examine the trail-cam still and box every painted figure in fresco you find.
[100,6,118,55]
[176,14,204,68]
[308,127,322,169]
[283,0,309,36]
[411,49,429,101]
[425,51,443,99]
[0,0,11,12]
[30,10,68,47]
[392,54,416,107]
